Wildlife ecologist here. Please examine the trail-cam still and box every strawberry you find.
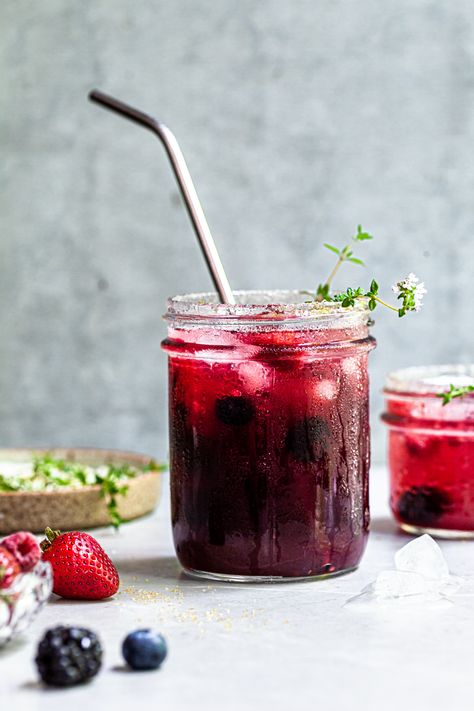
[40,527,119,600]
[0,545,21,589]
[2,531,41,572]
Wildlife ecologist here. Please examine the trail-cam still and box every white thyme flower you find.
[392,272,419,294]
[405,272,419,289]
[392,273,426,313]
[413,280,427,311]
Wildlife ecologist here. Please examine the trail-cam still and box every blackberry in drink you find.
[162,291,375,581]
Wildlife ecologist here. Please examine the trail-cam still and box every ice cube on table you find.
[346,586,453,609]
[372,570,427,598]
[346,535,462,610]
[395,534,449,580]
[436,575,463,596]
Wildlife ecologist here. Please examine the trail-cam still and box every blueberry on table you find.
[396,486,450,526]
[35,626,102,687]
[215,395,254,426]
[286,416,331,463]
[122,629,168,671]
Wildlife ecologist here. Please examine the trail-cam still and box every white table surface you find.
[2,466,474,711]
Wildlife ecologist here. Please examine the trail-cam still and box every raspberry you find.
[2,531,41,572]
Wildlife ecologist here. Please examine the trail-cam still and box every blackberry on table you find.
[35,626,102,687]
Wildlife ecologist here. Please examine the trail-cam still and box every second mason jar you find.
[162,290,375,581]
[383,364,474,538]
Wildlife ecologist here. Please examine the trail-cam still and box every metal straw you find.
[88,89,235,305]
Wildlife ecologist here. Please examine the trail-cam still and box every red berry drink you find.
[162,291,375,581]
[383,365,474,537]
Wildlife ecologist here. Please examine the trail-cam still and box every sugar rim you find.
[385,364,474,396]
[164,289,370,326]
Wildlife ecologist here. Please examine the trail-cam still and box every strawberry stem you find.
[40,526,62,552]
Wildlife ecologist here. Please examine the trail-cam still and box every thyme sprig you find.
[437,384,474,406]
[310,227,426,317]
[316,225,372,300]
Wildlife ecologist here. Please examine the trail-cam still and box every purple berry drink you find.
[162,291,375,581]
[383,365,474,537]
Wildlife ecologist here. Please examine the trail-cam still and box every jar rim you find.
[384,364,474,396]
[164,289,370,328]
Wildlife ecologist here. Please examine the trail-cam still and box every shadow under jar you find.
[382,365,474,538]
[162,291,376,582]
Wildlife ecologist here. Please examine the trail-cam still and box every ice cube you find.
[341,357,359,376]
[395,534,449,580]
[372,570,427,598]
[237,361,269,394]
[346,535,462,610]
[9,590,35,627]
[345,587,453,610]
[437,575,463,596]
[314,379,339,400]
[13,572,38,595]
[0,598,10,627]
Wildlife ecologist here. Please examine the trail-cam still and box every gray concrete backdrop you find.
[1,1,473,464]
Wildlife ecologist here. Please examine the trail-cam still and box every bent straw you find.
[88,89,235,305]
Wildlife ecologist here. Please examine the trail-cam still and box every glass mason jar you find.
[162,290,376,582]
[382,365,474,538]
